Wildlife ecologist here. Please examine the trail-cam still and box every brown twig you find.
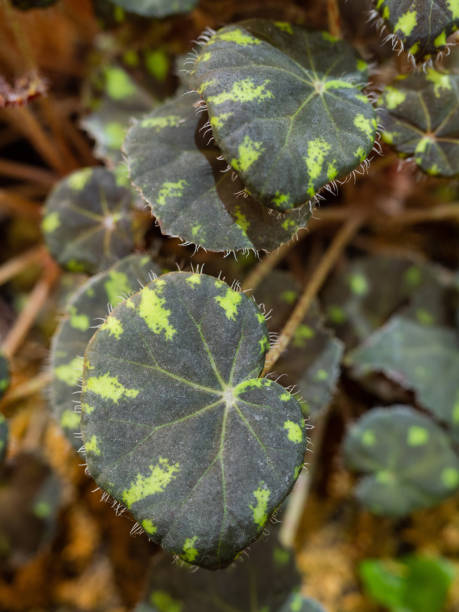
[0,245,46,285]
[0,158,56,186]
[2,254,59,359]
[0,189,42,218]
[262,214,365,375]
[1,370,52,408]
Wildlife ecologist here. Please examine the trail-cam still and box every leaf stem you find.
[1,371,52,408]
[261,214,365,375]
[0,245,46,285]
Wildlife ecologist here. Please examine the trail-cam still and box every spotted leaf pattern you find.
[81,272,305,569]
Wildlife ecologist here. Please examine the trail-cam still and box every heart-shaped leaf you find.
[50,254,160,450]
[343,405,459,516]
[125,93,311,252]
[380,70,459,177]
[81,272,306,569]
[81,65,154,165]
[346,316,459,442]
[42,167,143,274]
[374,0,459,59]
[135,524,325,612]
[108,0,198,18]
[0,415,8,464]
[190,20,376,209]
[0,352,10,401]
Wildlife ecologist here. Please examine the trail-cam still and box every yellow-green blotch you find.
[426,69,451,97]
[394,10,417,36]
[104,67,136,100]
[215,29,261,46]
[208,78,273,105]
[105,122,125,148]
[354,114,376,141]
[61,410,80,429]
[42,211,60,233]
[275,22,293,34]
[186,274,201,286]
[86,373,139,403]
[407,425,429,446]
[85,435,101,456]
[101,316,123,339]
[304,138,331,196]
[122,457,180,507]
[214,288,242,320]
[157,180,187,206]
[69,306,90,331]
[383,86,406,110]
[139,282,176,340]
[68,168,92,191]
[181,536,198,563]
[150,591,182,612]
[283,420,303,443]
[141,115,181,130]
[249,484,270,528]
[55,356,84,387]
[142,519,157,535]
[231,135,264,173]
[105,269,132,307]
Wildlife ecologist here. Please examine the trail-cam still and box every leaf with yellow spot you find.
[344,406,459,516]
[50,255,160,450]
[190,19,376,209]
[81,272,305,569]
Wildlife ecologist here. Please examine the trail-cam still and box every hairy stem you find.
[262,214,365,375]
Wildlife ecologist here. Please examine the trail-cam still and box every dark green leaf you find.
[346,316,459,441]
[108,0,198,17]
[254,272,343,418]
[374,0,459,59]
[190,20,376,209]
[42,167,141,274]
[360,555,455,612]
[50,254,159,450]
[343,405,459,516]
[0,415,8,465]
[380,70,459,177]
[81,272,306,569]
[0,352,10,402]
[125,93,311,252]
[81,65,154,165]
[136,525,325,612]
[321,255,453,349]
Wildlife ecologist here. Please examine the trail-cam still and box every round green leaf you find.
[43,167,141,274]
[380,70,459,177]
[374,1,459,59]
[190,20,376,209]
[125,93,311,252]
[108,0,198,17]
[346,315,459,442]
[0,352,10,402]
[0,415,8,464]
[81,272,306,569]
[50,254,160,450]
[343,405,459,516]
[81,65,154,165]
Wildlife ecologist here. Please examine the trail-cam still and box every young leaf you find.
[42,167,141,274]
[50,254,159,450]
[81,65,154,165]
[125,93,311,252]
[135,524,324,611]
[374,0,459,59]
[0,352,10,401]
[360,555,455,612]
[81,272,306,569]
[0,415,8,464]
[380,70,459,177]
[107,0,198,18]
[343,405,459,516]
[190,20,376,209]
[346,316,459,442]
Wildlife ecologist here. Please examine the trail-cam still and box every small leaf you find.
[43,167,142,274]
[346,316,459,441]
[0,352,10,402]
[374,0,459,59]
[190,20,376,209]
[50,255,160,449]
[81,65,154,165]
[125,93,311,252]
[343,405,459,516]
[380,70,459,177]
[360,555,455,612]
[135,525,322,611]
[107,0,198,18]
[81,272,305,569]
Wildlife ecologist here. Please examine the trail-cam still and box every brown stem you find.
[0,189,42,218]
[262,214,365,375]
[1,370,52,408]
[0,158,56,186]
[327,0,342,38]
[2,255,59,359]
[383,203,459,225]
[0,245,46,285]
